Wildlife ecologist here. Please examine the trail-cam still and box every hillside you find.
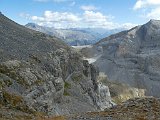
[0,12,114,118]
[67,97,160,120]
[87,19,160,98]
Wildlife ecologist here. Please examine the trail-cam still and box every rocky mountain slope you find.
[86,19,160,98]
[0,12,114,118]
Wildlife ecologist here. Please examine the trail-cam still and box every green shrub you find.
[64,82,71,89]
[63,90,70,96]
[33,79,44,85]
[71,73,83,82]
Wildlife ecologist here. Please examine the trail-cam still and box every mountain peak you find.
[149,19,159,23]
[146,19,160,26]
[25,23,39,28]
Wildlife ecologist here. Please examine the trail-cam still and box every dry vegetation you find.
[66,97,160,120]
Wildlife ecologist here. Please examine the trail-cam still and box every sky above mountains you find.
[1,0,160,29]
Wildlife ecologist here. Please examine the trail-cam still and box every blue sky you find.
[1,0,160,29]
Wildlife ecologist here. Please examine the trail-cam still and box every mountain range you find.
[25,23,123,46]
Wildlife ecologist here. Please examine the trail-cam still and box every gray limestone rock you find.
[92,19,160,98]
[0,13,113,116]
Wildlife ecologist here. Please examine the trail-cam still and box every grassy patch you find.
[0,79,13,89]
[63,82,71,96]
[71,73,83,82]
[0,67,29,87]
[112,97,123,104]
[64,82,71,89]
[1,90,34,114]
[33,79,44,85]
[29,54,41,63]
[63,90,70,96]
[2,91,23,107]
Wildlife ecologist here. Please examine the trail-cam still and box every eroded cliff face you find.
[0,13,113,116]
[0,52,113,115]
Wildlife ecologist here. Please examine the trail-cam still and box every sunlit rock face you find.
[96,82,114,110]
[89,64,114,110]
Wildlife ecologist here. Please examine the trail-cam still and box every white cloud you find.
[134,0,144,10]
[43,11,80,22]
[19,13,30,19]
[120,23,138,29]
[21,10,136,29]
[27,11,81,28]
[80,5,97,11]
[38,11,79,28]
[83,11,107,22]
[134,0,160,10]
[81,11,117,29]
[146,7,160,19]
[133,0,160,20]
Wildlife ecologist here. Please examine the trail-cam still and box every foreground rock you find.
[67,97,160,120]
[1,97,160,120]
[0,12,113,117]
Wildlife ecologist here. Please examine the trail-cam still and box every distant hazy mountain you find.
[25,23,123,46]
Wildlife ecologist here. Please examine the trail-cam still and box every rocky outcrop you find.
[95,83,114,110]
[0,54,113,116]
[0,13,113,116]
[88,64,114,110]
